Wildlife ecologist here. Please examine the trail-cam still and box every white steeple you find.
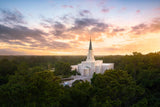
[86,36,95,62]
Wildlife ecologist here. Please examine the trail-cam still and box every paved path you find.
[62,76,92,87]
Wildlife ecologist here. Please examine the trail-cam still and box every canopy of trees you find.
[54,62,71,77]
[0,70,63,106]
[0,52,159,107]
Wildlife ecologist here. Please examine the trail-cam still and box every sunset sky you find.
[0,0,160,55]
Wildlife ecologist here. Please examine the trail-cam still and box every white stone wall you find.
[71,61,114,77]
[71,65,78,71]
[102,63,114,73]
[84,68,90,76]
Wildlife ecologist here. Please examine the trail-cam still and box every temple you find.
[71,37,114,77]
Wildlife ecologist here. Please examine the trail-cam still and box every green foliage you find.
[71,69,80,75]
[61,81,92,107]
[137,69,160,107]
[132,98,148,107]
[0,59,17,76]
[0,70,63,107]
[91,70,145,107]
[0,52,160,106]
[72,80,83,86]
[0,59,17,85]
[54,62,71,77]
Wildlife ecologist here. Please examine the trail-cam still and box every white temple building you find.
[71,37,114,77]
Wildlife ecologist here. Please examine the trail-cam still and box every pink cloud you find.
[122,7,126,10]
[136,10,141,14]
[109,6,115,10]
[62,5,73,8]
[154,7,160,11]
[101,8,109,13]
[79,10,91,16]
[48,0,54,4]
[83,10,90,14]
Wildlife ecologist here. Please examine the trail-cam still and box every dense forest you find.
[0,52,160,107]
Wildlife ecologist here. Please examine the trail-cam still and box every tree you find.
[0,59,17,85]
[90,70,145,107]
[137,69,160,107]
[61,81,92,107]
[0,59,17,76]
[54,62,71,77]
[0,70,63,106]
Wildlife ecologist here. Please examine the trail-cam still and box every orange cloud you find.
[0,8,160,55]
[129,17,160,37]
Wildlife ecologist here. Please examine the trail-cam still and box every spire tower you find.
[86,35,95,61]
[89,36,92,50]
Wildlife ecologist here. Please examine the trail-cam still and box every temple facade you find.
[71,38,114,77]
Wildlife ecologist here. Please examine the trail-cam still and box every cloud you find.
[96,47,121,52]
[71,18,109,32]
[40,16,76,39]
[150,17,160,32]
[130,18,160,36]
[112,28,125,32]
[41,15,160,43]
[130,23,149,36]
[101,8,109,13]
[39,16,54,28]
[40,15,160,44]
[40,16,111,41]
[41,17,110,40]
[0,24,46,42]
[42,17,109,41]
[29,40,71,49]
[51,22,76,39]
[0,24,71,50]
[110,28,126,36]
[60,14,74,21]
[40,23,51,28]
[52,22,66,37]
[121,7,126,10]
[0,9,26,24]
[71,18,98,30]
[69,18,111,41]
[154,7,160,11]
[54,22,66,29]
[136,10,141,14]
[0,48,26,55]
[91,23,109,32]
[62,5,73,8]
[99,0,105,6]
[130,23,148,35]
[132,24,146,30]
[79,10,91,16]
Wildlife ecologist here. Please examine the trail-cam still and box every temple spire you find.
[89,35,92,50]
[86,35,95,61]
